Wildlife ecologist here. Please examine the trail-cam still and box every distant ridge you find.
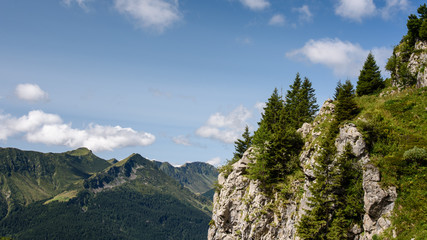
[0,147,215,239]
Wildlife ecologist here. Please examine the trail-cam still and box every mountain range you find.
[0,147,218,239]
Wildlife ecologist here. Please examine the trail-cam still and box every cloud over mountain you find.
[0,110,155,151]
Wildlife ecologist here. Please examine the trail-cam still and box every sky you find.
[0,0,419,166]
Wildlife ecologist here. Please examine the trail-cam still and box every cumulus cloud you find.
[172,135,191,146]
[114,0,181,32]
[269,14,285,26]
[206,157,221,166]
[380,0,409,19]
[254,101,266,113]
[0,110,155,151]
[15,84,49,102]
[335,0,376,22]
[293,5,312,22]
[196,106,251,144]
[286,38,392,77]
[238,0,270,11]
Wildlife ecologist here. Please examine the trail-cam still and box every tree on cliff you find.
[252,88,283,147]
[335,80,358,122]
[406,4,427,43]
[249,88,303,186]
[285,73,319,129]
[232,125,252,161]
[356,53,384,96]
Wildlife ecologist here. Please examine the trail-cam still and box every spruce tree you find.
[335,80,358,122]
[356,53,384,96]
[333,80,342,100]
[285,73,318,129]
[298,77,319,125]
[232,125,252,161]
[249,88,303,186]
[252,88,283,146]
[284,73,302,127]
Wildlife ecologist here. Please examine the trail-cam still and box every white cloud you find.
[335,0,376,22]
[254,102,266,113]
[114,0,181,32]
[172,135,191,146]
[15,84,49,102]
[380,0,409,19]
[286,38,392,77]
[269,14,285,26]
[293,5,312,22]
[0,110,155,151]
[238,0,270,11]
[196,106,251,144]
[206,157,221,166]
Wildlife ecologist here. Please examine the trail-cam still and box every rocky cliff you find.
[390,39,427,88]
[408,40,427,88]
[208,99,397,240]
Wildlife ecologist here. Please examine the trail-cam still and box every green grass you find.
[44,190,78,204]
[355,87,427,239]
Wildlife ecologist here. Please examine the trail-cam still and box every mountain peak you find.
[66,147,92,156]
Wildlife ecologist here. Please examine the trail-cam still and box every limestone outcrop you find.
[408,40,427,88]
[208,99,397,240]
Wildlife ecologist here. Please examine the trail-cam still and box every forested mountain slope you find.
[0,148,215,239]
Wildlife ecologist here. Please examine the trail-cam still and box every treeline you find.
[0,188,210,240]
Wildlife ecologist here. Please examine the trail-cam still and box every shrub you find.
[403,147,427,165]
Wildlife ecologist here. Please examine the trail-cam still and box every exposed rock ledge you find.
[208,100,397,240]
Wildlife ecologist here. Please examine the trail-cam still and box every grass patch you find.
[44,190,78,205]
[355,87,427,239]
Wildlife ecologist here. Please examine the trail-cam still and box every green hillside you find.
[0,147,110,218]
[355,87,427,239]
[153,161,218,195]
[0,149,214,239]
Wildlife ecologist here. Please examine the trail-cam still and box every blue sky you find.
[0,0,418,166]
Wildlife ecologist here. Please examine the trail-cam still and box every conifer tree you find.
[285,73,318,129]
[335,80,358,122]
[249,88,303,186]
[298,77,319,125]
[285,73,302,113]
[333,80,342,100]
[252,88,283,146]
[356,53,384,96]
[232,125,252,161]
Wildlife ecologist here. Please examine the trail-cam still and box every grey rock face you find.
[208,148,302,240]
[408,40,427,88]
[208,100,396,240]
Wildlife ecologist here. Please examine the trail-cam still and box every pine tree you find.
[419,19,427,40]
[285,73,319,129]
[252,88,284,146]
[249,88,303,186]
[232,125,252,161]
[298,77,319,125]
[333,80,342,100]
[297,143,338,239]
[335,80,358,122]
[356,53,384,96]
